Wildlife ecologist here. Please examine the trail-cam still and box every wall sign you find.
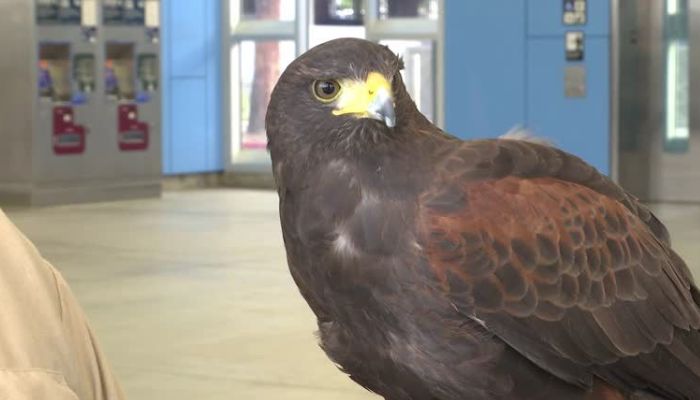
[563,0,586,25]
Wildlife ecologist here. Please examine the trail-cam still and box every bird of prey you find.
[265,38,700,400]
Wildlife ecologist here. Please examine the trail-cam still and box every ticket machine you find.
[0,0,102,205]
[36,0,97,159]
[102,0,161,184]
[0,0,161,206]
[38,42,91,155]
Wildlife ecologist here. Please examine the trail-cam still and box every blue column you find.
[162,0,222,174]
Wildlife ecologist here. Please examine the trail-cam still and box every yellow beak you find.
[332,72,396,128]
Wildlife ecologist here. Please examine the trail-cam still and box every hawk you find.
[265,38,700,400]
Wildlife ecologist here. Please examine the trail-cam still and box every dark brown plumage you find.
[266,38,700,400]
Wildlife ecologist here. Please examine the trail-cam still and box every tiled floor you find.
[5,190,376,400]
[4,190,700,400]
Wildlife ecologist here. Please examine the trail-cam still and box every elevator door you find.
[617,0,700,202]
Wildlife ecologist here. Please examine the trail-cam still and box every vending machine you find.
[0,0,161,206]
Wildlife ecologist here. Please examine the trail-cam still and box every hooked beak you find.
[332,72,396,128]
[366,87,396,128]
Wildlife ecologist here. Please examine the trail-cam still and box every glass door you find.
[226,0,303,170]
[224,0,442,172]
[616,0,700,202]
[663,0,689,153]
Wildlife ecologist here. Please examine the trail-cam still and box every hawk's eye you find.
[312,80,341,102]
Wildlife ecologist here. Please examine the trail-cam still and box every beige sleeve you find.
[0,369,79,400]
[0,210,126,400]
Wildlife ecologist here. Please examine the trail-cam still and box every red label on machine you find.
[53,106,86,155]
[118,104,149,151]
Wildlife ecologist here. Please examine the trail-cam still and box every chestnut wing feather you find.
[418,140,700,398]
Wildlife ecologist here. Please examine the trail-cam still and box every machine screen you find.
[73,54,95,93]
[38,43,72,102]
[137,54,158,92]
[37,0,82,25]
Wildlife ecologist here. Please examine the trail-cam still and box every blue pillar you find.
[162,0,222,174]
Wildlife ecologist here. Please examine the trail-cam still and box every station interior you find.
[2,1,700,399]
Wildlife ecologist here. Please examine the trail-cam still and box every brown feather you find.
[417,140,700,398]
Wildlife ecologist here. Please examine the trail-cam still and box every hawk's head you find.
[266,38,419,158]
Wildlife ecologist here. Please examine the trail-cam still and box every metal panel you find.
[615,1,655,198]
[444,0,526,139]
[527,37,610,174]
[0,0,33,185]
[609,0,620,181]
